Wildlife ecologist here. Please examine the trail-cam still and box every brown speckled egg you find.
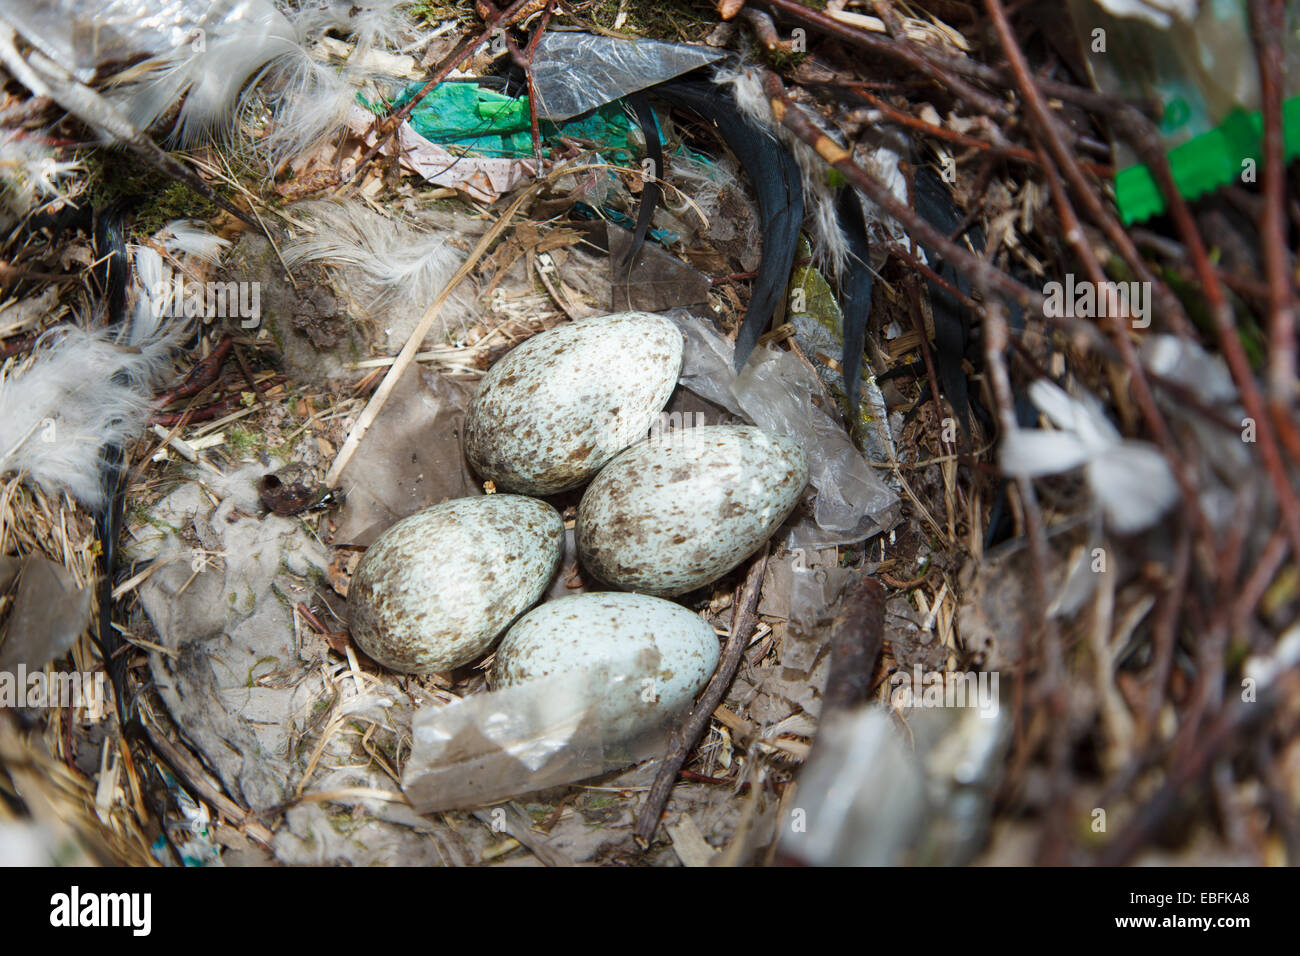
[347,495,563,673]
[463,312,683,495]
[576,425,808,597]
[491,592,719,740]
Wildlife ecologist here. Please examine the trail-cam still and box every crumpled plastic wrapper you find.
[529,31,725,122]
[403,665,684,812]
[345,105,538,204]
[666,311,899,547]
[779,698,1011,865]
[0,0,247,80]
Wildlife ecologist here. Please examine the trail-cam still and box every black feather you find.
[835,189,873,416]
[621,90,664,277]
[93,207,134,725]
[911,167,973,437]
[650,79,804,371]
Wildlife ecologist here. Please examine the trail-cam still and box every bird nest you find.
[0,0,1298,867]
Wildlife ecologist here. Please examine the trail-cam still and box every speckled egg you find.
[463,312,683,495]
[491,592,719,739]
[577,425,808,596]
[348,495,563,673]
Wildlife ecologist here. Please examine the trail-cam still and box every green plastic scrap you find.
[365,81,648,160]
[1115,94,1300,225]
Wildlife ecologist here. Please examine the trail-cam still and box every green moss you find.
[129,502,182,537]
[564,0,717,41]
[227,426,258,458]
[522,803,552,825]
[409,0,476,26]
[83,149,220,236]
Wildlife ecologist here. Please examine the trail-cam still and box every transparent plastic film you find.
[402,664,685,812]
[0,0,250,80]
[529,31,725,122]
[666,311,898,546]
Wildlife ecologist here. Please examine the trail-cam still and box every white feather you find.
[0,325,185,510]
[159,219,231,266]
[106,0,300,146]
[1000,429,1091,477]
[240,47,359,170]
[0,128,81,218]
[1027,378,1120,449]
[1002,378,1179,532]
[0,244,194,509]
[1140,334,1238,405]
[281,199,467,321]
[283,0,413,58]
[1090,442,1181,534]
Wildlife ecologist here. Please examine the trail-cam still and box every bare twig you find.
[983,0,1193,339]
[760,71,1044,315]
[324,183,542,487]
[820,573,886,715]
[634,546,768,848]
[1249,0,1299,450]
[341,0,546,187]
[982,297,1071,865]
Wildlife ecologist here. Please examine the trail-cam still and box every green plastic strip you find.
[1115,94,1300,225]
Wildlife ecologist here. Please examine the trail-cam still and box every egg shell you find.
[576,425,808,597]
[463,312,684,495]
[491,592,719,740]
[347,495,563,674]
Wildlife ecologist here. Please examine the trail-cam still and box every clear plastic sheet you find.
[0,0,235,80]
[780,700,1010,865]
[402,666,684,812]
[529,31,725,122]
[666,311,899,546]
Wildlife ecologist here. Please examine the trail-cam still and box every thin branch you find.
[760,70,1045,316]
[634,546,768,848]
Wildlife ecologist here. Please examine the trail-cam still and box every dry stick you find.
[819,573,886,715]
[761,72,1120,363]
[983,0,1191,341]
[135,721,275,847]
[1233,527,1290,636]
[323,185,540,487]
[1034,142,1214,556]
[982,298,1071,865]
[842,82,1114,178]
[1098,678,1292,865]
[741,8,799,53]
[759,71,1044,316]
[756,0,1011,120]
[341,0,545,187]
[0,26,261,232]
[507,1,555,167]
[634,546,768,848]
[1109,123,1300,566]
[1250,0,1300,459]
[754,0,1132,115]
[1143,524,1191,739]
